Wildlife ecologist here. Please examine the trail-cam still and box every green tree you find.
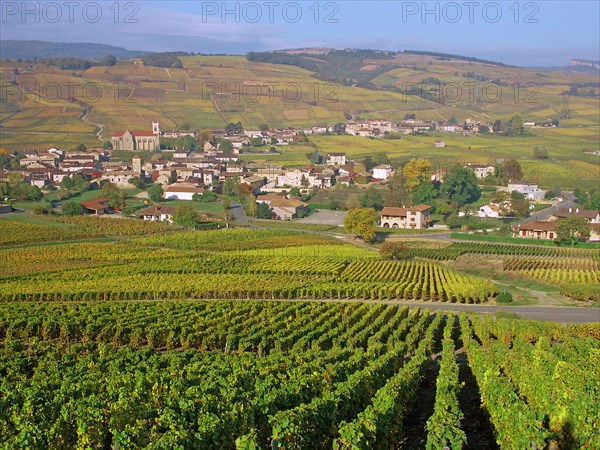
[386,170,408,207]
[403,158,433,191]
[259,123,269,131]
[344,208,377,243]
[196,129,213,148]
[289,187,301,197]
[359,186,384,210]
[309,149,322,164]
[173,204,200,228]
[256,201,272,219]
[222,176,240,198]
[440,166,481,208]
[129,176,146,189]
[510,191,530,219]
[147,184,163,203]
[574,188,588,205]
[363,156,375,171]
[102,141,112,150]
[412,181,437,210]
[74,143,87,151]
[588,191,600,210]
[60,176,74,191]
[507,114,524,136]
[555,216,590,247]
[219,139,233,152]
[62,202,81,216]
[373,153,391,166]
[99,55,117,66]
[328,194,340,210]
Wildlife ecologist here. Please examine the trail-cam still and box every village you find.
[1,118,598,243]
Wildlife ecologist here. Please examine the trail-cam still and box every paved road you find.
[229,201,251,226]
[520,192,575,224]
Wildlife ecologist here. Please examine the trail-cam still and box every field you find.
[0,301,598,449]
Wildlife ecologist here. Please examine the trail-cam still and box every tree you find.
[196,129,213,148]
[439,166,481,208]
[192,192,203,202]
[404,113,416,120]
[574,188,588,205]
[403,158,433,191]
[242,194,257,217]
[510,191,530,219]
[147,184,163,203]
[328,194,340,210]
[502,159,522,182]
[373,153,391,166]
[332,123,346,135]
[555,216,590,247]
[309,149,322,164]
[344,208,377,243]
[180,123,191,131]
[385,170,408,207]
[103,141,113,150]
[507,114,524,136]
[254,201,272,219]
[379,241,410,260]
[344,194,361,210]
[222,177,240,198]
[533,145,549,159]
[259,123,269,132]
[99,55,117,66]
[363,156,375,171]
[412,181,437,210]
[225,121,243,135]
[173,204,200,228]
[219,139,233,152]
[588,191,600,210]
[289,187,301,197]
[74,143,87,151]
[60,176,74,191]
[62,202,81,216]
[359,187,384,210]
[129,176,146,189]
[250,137,264,147]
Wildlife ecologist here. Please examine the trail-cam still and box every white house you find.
[380,205,432,229]
[372,164,393,180]
[465,164,495,179]
[163,183,204,200]
[325,152,346,167]
[507,182,547,201]
[137,205,176,223]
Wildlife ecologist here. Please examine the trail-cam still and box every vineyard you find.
[0,301,598,449]
[0,234,497,302]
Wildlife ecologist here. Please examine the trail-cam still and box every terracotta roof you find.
[164,185,204,194]
[518,221,556,231]
[80,197,109,210]
[381,205,431,216]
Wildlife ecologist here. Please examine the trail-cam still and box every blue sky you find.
[2,1,599,66]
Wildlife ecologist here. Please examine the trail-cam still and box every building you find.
[465,163,495,179]
[553,207,600,224]
[136,205,176,223]
[380,205,432,229]
[163,183,204,200]
[372,165,393,181]
[515,222,556,240]
[434,141,446,148]
[507,182,547,201]
[325,152,346,167]
[80,198,110,215]
[269,198,309,220]
[111,122,160,151]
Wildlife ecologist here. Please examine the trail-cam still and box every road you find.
[520,192,575,224]
[229,201,251,226]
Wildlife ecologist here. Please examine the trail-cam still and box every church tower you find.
[152,121,160,136]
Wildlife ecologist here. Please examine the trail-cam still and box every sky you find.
[1,0,599,66]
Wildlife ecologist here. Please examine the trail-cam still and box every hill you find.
[0,40,148,60]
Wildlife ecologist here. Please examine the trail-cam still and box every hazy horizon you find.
[1,1,599,66]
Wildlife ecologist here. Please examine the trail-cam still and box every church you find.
[111,122,161,151]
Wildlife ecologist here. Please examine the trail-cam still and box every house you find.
[431,169,447,183]
[137,205,176,223]
[105,170,138,187]
[111,122,160,151]
[477,204,503,218]
[507,182,547,201]
[553,207,600,224]
[515,221,556,240]
[380,205,432,229]
[465,163,495,179]
[372,165,393,181]
[434,141,446,148]
[163,183,204,200]
[325,152,346,167]
[269,198,309,220]
[80,198,110,215]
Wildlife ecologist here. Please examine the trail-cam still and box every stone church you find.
[111,122,160,151]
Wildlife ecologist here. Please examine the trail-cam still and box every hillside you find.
[0,49,598,189]
[0,40,148,60]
